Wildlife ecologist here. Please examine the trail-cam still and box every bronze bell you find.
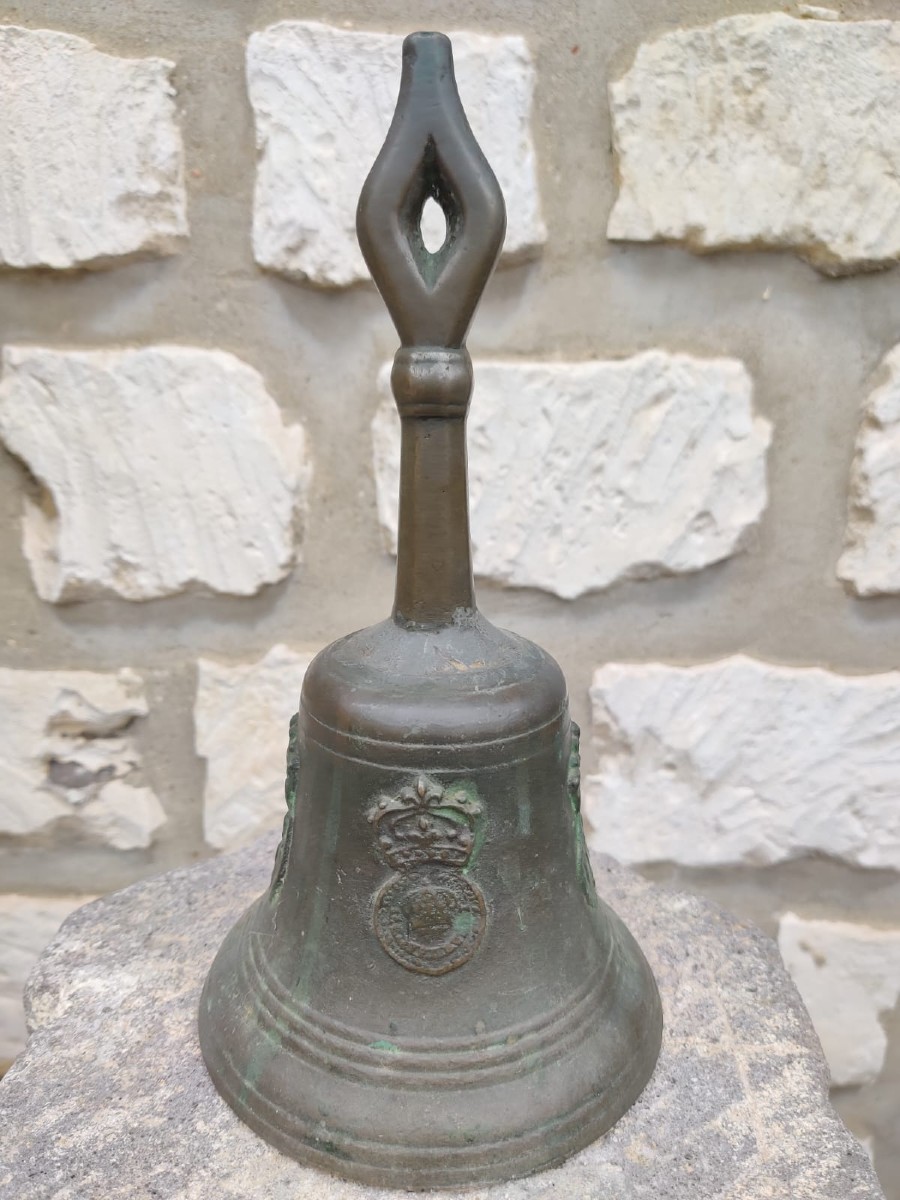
[199,31,662,1190]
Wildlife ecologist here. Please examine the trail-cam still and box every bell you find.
[199,30,662,1190]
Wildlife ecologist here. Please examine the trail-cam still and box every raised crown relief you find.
[367,775,482,870]
[368,775,486,976]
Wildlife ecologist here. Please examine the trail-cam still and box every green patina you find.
[369,1039,400,1053]
[453,909,475,935]
[238,1022,283,1107]
[429,805,469,826]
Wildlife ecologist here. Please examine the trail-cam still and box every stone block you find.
[838,344,900,596]
[0,895,95,1061]
[247,21,545,286]
[586,656,900,869]
[0,666,164,849]
[196,646,315,850]
[0,346,311,602]
[0,25,187,269]
[0,836,881,1197]
[779,913,900,1087]
[607,14,900,275]
[372,353,770,598]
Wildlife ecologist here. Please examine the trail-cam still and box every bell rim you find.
[198,896,662,1190]
[199,1032,661,1191]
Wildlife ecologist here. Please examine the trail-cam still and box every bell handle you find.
[356,30,507,356]
[357,32,506,627]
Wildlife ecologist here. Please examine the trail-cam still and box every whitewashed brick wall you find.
[0,5,898,1196]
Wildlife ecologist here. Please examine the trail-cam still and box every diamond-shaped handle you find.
[357,32,506,351]
[358,32,505,627]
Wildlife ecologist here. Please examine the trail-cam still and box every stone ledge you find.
[0,835,882,1199]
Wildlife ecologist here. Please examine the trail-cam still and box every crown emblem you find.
[367,775,482,870]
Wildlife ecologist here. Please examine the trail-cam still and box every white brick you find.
[0,346,311,603]
[608,14,900,275]
[372,354,770,599]
[0,26,186,270]
[779,913,900,1086]
[0,668,164,850]
[247,21,545,287]
[585,657,900,869]
[838,344,900,596]
[0,895,95,1061]
[196,646,314,850]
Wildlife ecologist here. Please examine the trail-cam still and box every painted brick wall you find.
[0,3,899,1195]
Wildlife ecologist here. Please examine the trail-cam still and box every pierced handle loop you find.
[356,32,507,357]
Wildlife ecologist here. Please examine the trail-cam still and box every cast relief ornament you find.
[367,776,486,976]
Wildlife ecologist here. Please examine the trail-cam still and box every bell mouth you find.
[198,888,662,1190]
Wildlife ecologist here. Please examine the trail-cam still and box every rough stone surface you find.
[585,656,900,870]
[0,836,880,1199]
[0,666,165,849]
[607,14,900,276]
[196,645,315,850]
[247,21,545,287]
[0,25,187,270]
[0,895,95,1061]
[838,344,900,596]
[779,912,900,1088]
[372,353,770,599]
[0,346,311,602]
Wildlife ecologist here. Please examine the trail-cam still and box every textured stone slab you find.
[585,656,900,869]
[779,912,900,1087]
[0,836,881,1199]
[372,353,770,598]
[607,14,900,275]
[838,344,900,596]
[0,666,164,849]
[0,895,95,1061]
[247,21,545,286]
[196,646,315,850]
[0,25,187,270]
[0,346,311,602]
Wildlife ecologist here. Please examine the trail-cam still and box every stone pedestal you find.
[0,834,883,1199]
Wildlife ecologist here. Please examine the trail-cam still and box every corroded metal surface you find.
[198,31,662,1189]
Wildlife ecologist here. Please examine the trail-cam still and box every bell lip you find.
[198,895,663,1190]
